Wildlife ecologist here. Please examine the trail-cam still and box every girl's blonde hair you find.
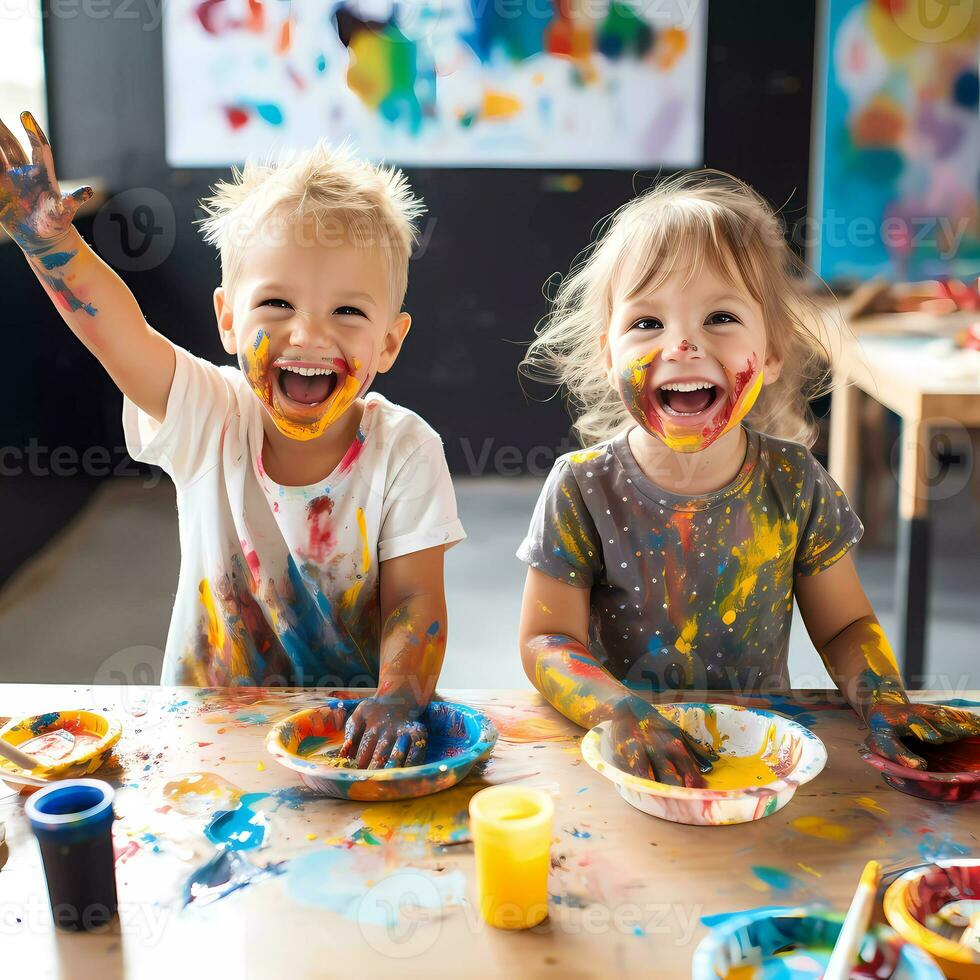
[197,139,426,311]
[521,170,835,448]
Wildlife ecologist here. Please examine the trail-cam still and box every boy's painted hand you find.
[610,696,717,788]
[340,697,427,770]
[865,693,980,769]
[0,111,92,254]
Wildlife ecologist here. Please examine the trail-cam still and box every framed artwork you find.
[811,0,979,280]
[163,0,707,168]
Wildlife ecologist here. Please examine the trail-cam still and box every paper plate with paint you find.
[859,736,980,803]
[266,699,497,801]
[581,703,826,825]
[692,906,944,979]
[884,859,980,980]
[0,710,121,781]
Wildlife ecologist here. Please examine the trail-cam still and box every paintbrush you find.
[0,736,41,772]
[823,860,882,980]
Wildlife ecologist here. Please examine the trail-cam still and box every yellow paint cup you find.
[469,785,554,930]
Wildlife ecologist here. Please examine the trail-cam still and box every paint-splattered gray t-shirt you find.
[517,427,863,693]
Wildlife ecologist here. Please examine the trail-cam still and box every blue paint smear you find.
[39,251,74,269]
[701,905,792,928]
[284,849,464,927]
[751,866,801,892]
[254,103,284,125]
[183,849,284,908]
[569,828,592,839]
[765,696,819,729]
[204,792,271,851]
[234,712,270,725]
[918,833,971,863]
[29,711,61,735]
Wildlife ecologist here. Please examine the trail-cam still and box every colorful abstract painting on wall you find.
[163,0,706,167]
[813,0,979,281]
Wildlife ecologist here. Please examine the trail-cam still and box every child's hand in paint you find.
[340,697,427,770]
[0,111,92,254]
[610,696,717,788]
[864,692,980,770]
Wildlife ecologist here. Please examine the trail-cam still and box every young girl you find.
[517,171,980,787]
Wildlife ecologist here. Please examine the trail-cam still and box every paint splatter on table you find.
[0,686,976,978]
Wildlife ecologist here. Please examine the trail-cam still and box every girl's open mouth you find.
[656,381,720,419]
[273,361,346,410]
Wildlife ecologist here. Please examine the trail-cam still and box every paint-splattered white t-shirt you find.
[123,345,465,688]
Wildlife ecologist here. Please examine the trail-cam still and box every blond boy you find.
[0,112,464,767]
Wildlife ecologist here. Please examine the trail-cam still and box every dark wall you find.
[8,1,816,484]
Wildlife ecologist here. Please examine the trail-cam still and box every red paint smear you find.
[155,805,172,814]
[237,584,279,658]
[306,495,335,561]
[197,0,264,34]
[196,742,213,748]
[545,0,575,56]
[287,64,306,90]
[698,355,757,443]
[195,0,225,34]
[670,510,696,554]
[245,0,265,33]
[240,540,261,582]
[276,17,292,54]
[339,432,366,473]
[114,839,141,865]
[224,106,250,130]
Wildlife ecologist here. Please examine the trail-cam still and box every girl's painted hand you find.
[0,111,92,254]
[340,697,427,770]
[865,694,980,769]
[610,695,717,788]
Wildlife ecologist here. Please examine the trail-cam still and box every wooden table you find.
[1,686,977,979]
[827,313,980,685]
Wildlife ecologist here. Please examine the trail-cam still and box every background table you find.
[827,314,980,685]
[1,686,977,979]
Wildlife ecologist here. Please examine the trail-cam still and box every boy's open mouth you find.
[273,359,347,410]
[655,381,721,419]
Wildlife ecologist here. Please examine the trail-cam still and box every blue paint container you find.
[25,778,118,931]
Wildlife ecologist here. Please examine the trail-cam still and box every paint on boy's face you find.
[618,347,762,453]
[240,329,365,441]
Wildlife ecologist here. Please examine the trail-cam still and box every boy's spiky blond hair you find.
[197,140,426,312]
[522,170,839,448]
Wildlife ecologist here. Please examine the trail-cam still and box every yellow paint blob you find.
[855,796,888,816]
[700,723,780,791]
[482,90,522,119]
[330,784,479,846]
[791,816,854,842]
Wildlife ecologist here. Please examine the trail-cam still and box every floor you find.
[0,475,977,692]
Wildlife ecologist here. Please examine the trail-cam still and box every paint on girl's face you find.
[239,329,364,441]
[618,348,762,453]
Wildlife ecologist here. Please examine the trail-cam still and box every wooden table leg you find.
[895,418,930,689]
[829,376,860,511]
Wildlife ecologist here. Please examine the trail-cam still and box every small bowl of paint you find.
[0,710,121,782]
[859,736,980,803]
[692,906,944,979]
[883,859,980,980]
[265,698,497,801]
[581,703,826,825]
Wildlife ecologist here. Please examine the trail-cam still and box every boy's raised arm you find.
[1,111,175,422]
